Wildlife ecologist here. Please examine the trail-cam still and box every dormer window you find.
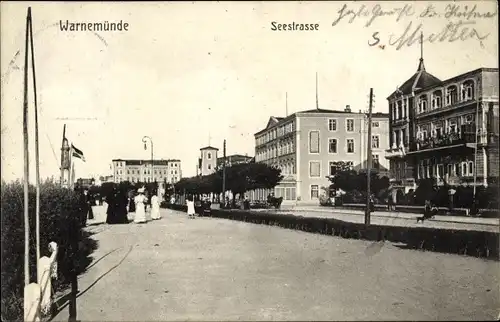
[418,95,428,113]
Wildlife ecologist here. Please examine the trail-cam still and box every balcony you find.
[385,145,407,159]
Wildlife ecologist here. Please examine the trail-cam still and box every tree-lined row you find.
[173,162,284,197]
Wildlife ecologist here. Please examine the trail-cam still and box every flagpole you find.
[29,7,41,270]
[23,7,31,287]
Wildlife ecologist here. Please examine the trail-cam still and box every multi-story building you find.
[250,106,390,204]
[386,58,499,195]
[216,154,253,168]
[111,159,182,184]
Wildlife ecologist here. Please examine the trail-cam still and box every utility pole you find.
[365,88,374,226]
[23,6,31,288]
[473,88,480,200]
[222,139,227,205]
[29,9,41,266]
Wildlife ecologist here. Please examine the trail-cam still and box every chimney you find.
[345,105,351,112]
[359,109,361,114]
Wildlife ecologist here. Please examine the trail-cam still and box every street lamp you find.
[142,136,154,183]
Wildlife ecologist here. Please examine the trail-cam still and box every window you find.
[372,121,379,127]
[418,96,428,113]
[437,164,444,178]
[329,161,337,176]
[468,161,474,176]
[447,164,455,176]
[372,135,379,149]
[309,161,321,177]
[462,162,468,176]
[449,120,457,133]
[311,185,319,199]
[461,81,474,101]
[328,138,337,153]
[346,139,355,153]
[372,154,380,169]
[435,127,442,138]
[346,119,354,132]
[431,91,442,109]
[208,164,211,170]
[207,152,212,160]
[328,119,337,131]
[445,86,457,105]
[309,131,320,153]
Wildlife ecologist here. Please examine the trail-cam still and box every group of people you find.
[78,186,162,225]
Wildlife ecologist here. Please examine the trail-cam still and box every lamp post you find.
[142,136,154,183]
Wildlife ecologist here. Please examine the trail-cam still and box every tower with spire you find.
[385,31,441,195]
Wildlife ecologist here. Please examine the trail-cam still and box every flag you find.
[71,144,85,162]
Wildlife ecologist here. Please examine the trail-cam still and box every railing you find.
[24,242,58,322]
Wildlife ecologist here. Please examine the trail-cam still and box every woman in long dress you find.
[116,189,129,224]
[186,195,196,219]
[106,189,117,224]
[151,192,161,220]
[134,187,148,223]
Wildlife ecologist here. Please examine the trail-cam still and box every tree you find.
[328,163,390,198]
[174,162,283,199]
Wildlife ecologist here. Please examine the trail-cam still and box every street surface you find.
[256,205,499,233]
[51,206,499,321]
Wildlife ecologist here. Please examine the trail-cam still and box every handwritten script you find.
[331,3,497,50]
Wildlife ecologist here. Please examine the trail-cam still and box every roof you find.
[387,59,441,99]
[216,154,253,163]
[200,146,219,151]
[111,159,179,165]
[254,109,389,136]
[414,67,499,94]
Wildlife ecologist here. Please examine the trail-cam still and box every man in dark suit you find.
[80,188,93,226]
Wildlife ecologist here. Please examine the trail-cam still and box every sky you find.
[1,1,498,182]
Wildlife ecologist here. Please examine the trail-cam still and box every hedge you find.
[1,180,98,321]
[167,204,499,260]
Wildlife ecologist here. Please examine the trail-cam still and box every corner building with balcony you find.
[251,107,390,204]
[386,58,499,195]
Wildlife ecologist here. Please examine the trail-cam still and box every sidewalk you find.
[276,205,499,226]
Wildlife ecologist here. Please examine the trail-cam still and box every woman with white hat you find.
[134,187,148,223]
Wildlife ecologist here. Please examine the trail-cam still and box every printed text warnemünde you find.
[59,20,129,32]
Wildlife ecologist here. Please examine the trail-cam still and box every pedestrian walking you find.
[134,187,148,223]
[151,191,161,220]
[187,195,196,219]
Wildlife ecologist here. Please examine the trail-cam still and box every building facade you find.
[386,61,499,195]
[112,159,182,184]
[251,107,390,204]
